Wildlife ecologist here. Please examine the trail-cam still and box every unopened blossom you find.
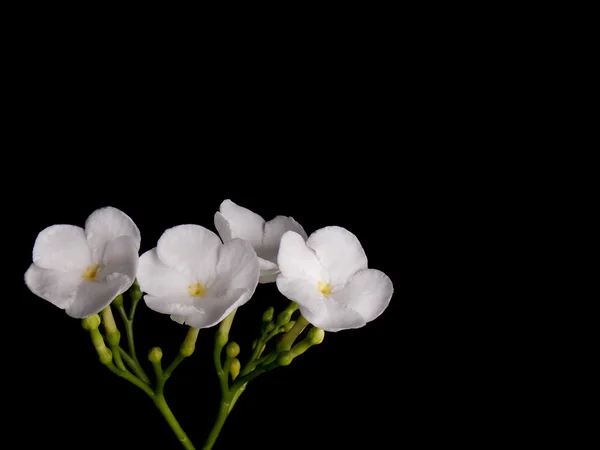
[276,226,393,332]
[214,199,307,283]
[137,224,259,328]
[24,207,141,318]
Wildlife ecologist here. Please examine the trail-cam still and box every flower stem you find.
[116,301,151,384]
[203,396,231,450]
[154,393,196,450]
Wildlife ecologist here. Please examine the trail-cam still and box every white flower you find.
[137,224,259,329]
[24,207,141,318]
[214,199,307,284]
[276,226,393,332]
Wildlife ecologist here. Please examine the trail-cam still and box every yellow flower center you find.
[82,264,100,281]
[317,281,333,296]
[188,282,207,298]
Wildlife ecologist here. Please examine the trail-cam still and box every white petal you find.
[277,231,325,282]
[261,216,307,262]
[157,225,221,283]
[66,274,131,318]
[144,294,201,316]
[185,288,250,329]
[85,207,141,263]
[300,298,366,332]
[215,200,265,249]
[24,264,82,309]
[98,236,139,295]
[332,269,393,323]
[258,257,279,283]
[33,225,92,271]
[211,239,259,302]
[171,315,187,325]
[137,249,191,297]
[259,270,279,284]
[276,276,326,316]
[306,226,367,286]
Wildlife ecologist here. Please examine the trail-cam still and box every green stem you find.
[203,396,231,450]
[164,353,185,379]
[105,361,155,398]
[117,301,150,384]
[154,393,196,450]
[277,314,309,352]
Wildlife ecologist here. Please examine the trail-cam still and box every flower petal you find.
[215,200,265,249]
[24,264,82,309]
[144,294,201,317]
[85,207,141,263]
[300,298,366,332]
[211,239,259,301]
[66,274,131,318]
[98,236,139,295]
[258,257,279,283]
[332,269,393,323]
[261,216,307,262]
[275,276,326,316]
[306,226,368,286]
[171,315,187,324]
[259,269,279,284]
[157,225,221,283]
[277,231,325,282]
[33,225,92,271]
[137,248,192,297]
[185,288,250,329]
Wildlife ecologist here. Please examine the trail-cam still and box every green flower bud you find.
[129,280,143,302]
[112,294,123,308]
[282,320,295,332]
[307,328,325,345]
[226,342,240,358]
[106,330,121,347]
[277,351,293,366]
[90,329,106,349]
[285,302,299,314]
[98,347,112,365]
[275,310,292,327]
[229,358,241,380]
[180,345,194,357]
[262,306,274,323]
[82,314,101,331]
[264,322,275,334]
[251,339,257,350]
[148,347,163,363]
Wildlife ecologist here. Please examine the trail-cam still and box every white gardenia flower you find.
[276,226,393,332]
[214,199,307,284]
[24,207,141,318]
[137,224,260,329]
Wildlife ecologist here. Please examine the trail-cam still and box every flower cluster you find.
[25,200,393,332]
[24,200,394,449]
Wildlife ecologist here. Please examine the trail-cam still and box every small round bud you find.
[98,347,112,365]
[275,310,292,327]
[226,342,240,358]
[307,328,325,345]
[278,351,293,366]
[106,330,121,347]
[112,294,123,308]
[282,320,295,332]
[262,306,274,323]
[229,358,241,379]
[82,314,101,331]
[148,347,163,363]
[264,322,275,333]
